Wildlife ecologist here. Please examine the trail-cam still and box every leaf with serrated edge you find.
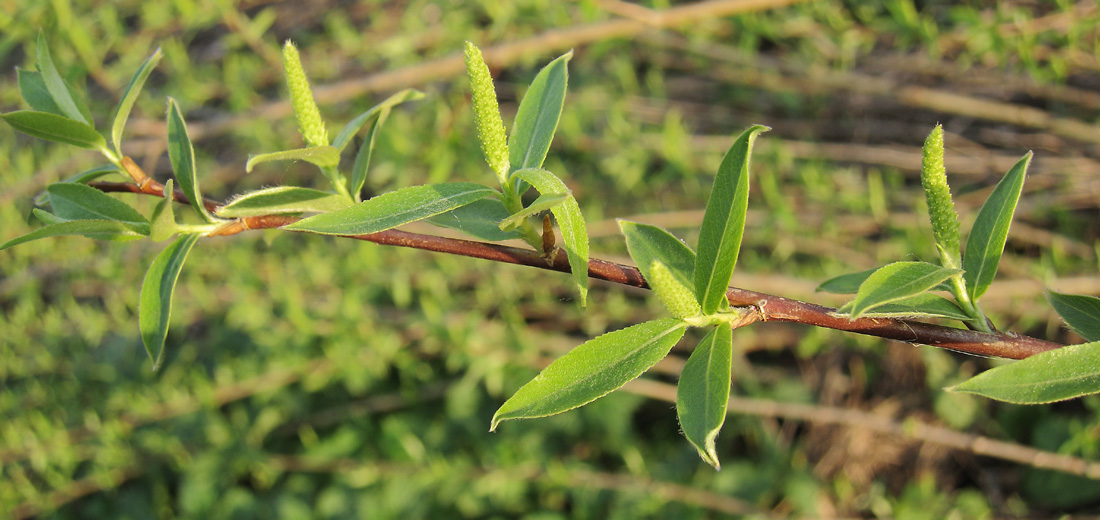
[332,88,424,152]
[166,98,218,223]
[694,125,769,314]
[963,152,1031,301]
[426,198,522,241]
[498,192,568,230]
[245,146,341,172]
[36,32,92,126]
[491,318,687,430]
[47,183,147,223]
[1047,291,1100,342]
[111,48,162,155]
[284,183,497,235]
[949,341,1100,404]
[847,261,961,319]
[677,324,732,469]
[1,220,147,250]
[514,168,589,306]
[1,111,105,149]
[508,50,571,179]
[217,187,351,218]
[140,234,201,372]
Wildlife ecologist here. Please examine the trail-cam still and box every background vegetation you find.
[2,0,1099,517]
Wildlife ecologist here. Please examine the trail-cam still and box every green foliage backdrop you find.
[2,1,1100,517]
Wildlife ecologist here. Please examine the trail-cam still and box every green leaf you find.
[166,98,218,223]
[150,180,180,242]
[491,318,687,430]
[847,261,962,319]
[694,125,770,314]
[284,183,497,235]
[47,183,147,223]
[498,192,569,231]
[677,324,733,470]
[36,32,92,126]
[1,111,105,149]
[332,88,424,152]
[348,117,383,202]
[32,208,66,225]
[618,220,696,290]
[507,50,571,179]
[245,146,341,172]
[649,260,701,320]
[817,268,878,294]
[426,198,522,241]
[949,341,1100,404]
[1047,291,1100,342]
[963,152,1031,301]
[217,187,352,218]
[514,168,589,306]
[33,165,122,206]
[111,47,162,156]
[140,234,201,372]
[17,69,65,117]
[838,292,970,320]
[1,219,147,250]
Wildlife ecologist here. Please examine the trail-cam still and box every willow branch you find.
[88,179,1066,360]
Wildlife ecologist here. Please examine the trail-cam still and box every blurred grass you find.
[2,0,1100,517]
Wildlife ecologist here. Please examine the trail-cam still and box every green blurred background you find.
[2,0,1100,517]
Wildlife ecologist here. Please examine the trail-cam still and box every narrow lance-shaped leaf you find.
[514,168,589,306]
[498,192,568,231]
[694,125,769,314]
[348,115,383,203]
[282,40,327,147]
[36,32,92,126]
[426,198,522,242]
[949,341,1100,404]
[1,111,105,149]
[216,187,352,218]
[920,124,962,267]
[677,324,733,470]
[507,49,572,195]
[846,261,961,319]
[245,146,341,172]
[140,233,201,372]
[47,183,147,223]
[166,98,218,223]
[837,292,970,321]
[332,88,424,152]
[284,183,497,235]
[491,318,687,431]
[619,220,696,290]
[817,268,879,294]
[1047,291,1100,342]
[1,220,147,250]
[464,42,510,183]
[111,47,162,156]
[17,69,66,117]
[963,152,1031,301]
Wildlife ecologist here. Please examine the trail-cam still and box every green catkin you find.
[920,124,961,264]
[650,261,701,320]
[463,42,510,183]
[282,41,328,148]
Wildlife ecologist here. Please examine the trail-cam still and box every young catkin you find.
[282,41,328,148]
[463,42,510,183]
[920,124,961,263]
[649,261,701,320]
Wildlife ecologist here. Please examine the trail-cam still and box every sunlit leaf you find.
[140,233,201,372]
[847,261,961,319]
[817,268,878,294]
[0,219,147,250]
[677,324,732,469]
[426,198,522,241]
[963,152,1031,301]
[216,186,351,218]
[36,32,92,126]
[284,183,497,235]
[1048,291,1100,342]
[694,125,769,314]
[332,88,424,152]
[111,47,162,155]
[47,182,147,223]
[514,168,589,306]
[166,98,218,223]
[837,292,970,320]
[491,318,687,430]
[1,111,105,149]
[17,68,65,117]
[649,260,701,320]
[619,220,696,289]
[245,146,341,172]
[949,341,1100,404]
[507,50,571,196]
[498,192,568,231]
